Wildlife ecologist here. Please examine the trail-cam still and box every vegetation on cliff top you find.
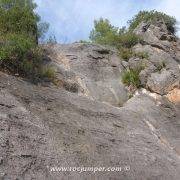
[89,10,176,89]
[0,3,177,84]
[89,10,177,49]
[128,10,177,34]
[0,0,55,81]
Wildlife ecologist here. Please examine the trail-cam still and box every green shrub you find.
[20,47,56,81]
[119,48,133,60]
[134,52,149,59]
[118,33,140,49]
[0,35,55,81]
[41,66,56,80]
[119,48,149,61]
[128,10,177,34]
[89,18,119,46]
[122,69,141,88]
[156,61,166,71]
[78,40,91,43]
[0,0,49,43]
[89,18,140,48]
[0,33,35,70]
[46,35,57,44]
[0,0,53,82]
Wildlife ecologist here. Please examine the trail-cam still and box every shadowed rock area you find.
[0,20,180,180]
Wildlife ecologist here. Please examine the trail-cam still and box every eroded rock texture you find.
[44,43,128,106]
[0,20,180,180]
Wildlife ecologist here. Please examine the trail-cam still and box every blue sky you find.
[35,0,180,43]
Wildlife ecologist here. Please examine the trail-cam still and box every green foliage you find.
[41,66,56,80]
[78,40,91,43]
[0,33,35,63]
[156,61,166,71]
[89,11,177,51]
[89,18,119,46]
[122,69,141,88]
[128,10,177,34]
[0,0,37,42]
[119,48,133,60]
[122,64,145,88]
[46,35,57,44]
[89,18,140,49]
[117,32,140,49]
[119,48,149,61]
[0,36,55,80]
[0,0,53,81]
[134,51,149,59]
[0,0,49,43]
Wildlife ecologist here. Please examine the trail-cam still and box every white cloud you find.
[35,0,137,42]
[35,0,180,42]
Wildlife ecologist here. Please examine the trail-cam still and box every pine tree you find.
[0,0,48,44]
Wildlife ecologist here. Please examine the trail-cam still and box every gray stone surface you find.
[0,21,180,180]
[139,64,157,86]
[133,43,179,71]
[129,20,180,93]
[147,69,179,95]
[133,21,176,52]
[0,72,180,180]
[44,43,128,106]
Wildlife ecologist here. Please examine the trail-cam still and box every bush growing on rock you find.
[0,0,54,81]
[122,69,141,88]
[156,61,166,72]
[119,48,133,60]
[89,18,140,48]
[122,64,145,88]
[117,32,140,49]
[89,11,177,63]
[119,48,149,61]
[134,52,149,59]
[0,35,55,81]
[89,18,119,46]
[128,10,177,34]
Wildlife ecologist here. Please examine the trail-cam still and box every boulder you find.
[166,88,180,104]
[133,43,179,71]
[121,60,129,69]
[147,69,179,95]
[133,21,176,52]
[139,64,157,86]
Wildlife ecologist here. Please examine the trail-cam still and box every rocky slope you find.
[0,21,180,180]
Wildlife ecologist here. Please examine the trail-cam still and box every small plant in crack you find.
[122,69,141,88]
[156,61,166,72]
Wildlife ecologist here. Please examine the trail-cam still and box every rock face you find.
[147,69,179,95]
[166,88,180,104]
[0,21,180,180]
[0,72,180,180]
[44,43,128,106]
[132,21,180,96]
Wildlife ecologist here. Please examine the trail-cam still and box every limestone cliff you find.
[0,21,180,180]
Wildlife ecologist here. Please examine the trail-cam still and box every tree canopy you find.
[0,0,49,43]
[89,18,119,46]
[89,18,140,48]
[0,0,54,80]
